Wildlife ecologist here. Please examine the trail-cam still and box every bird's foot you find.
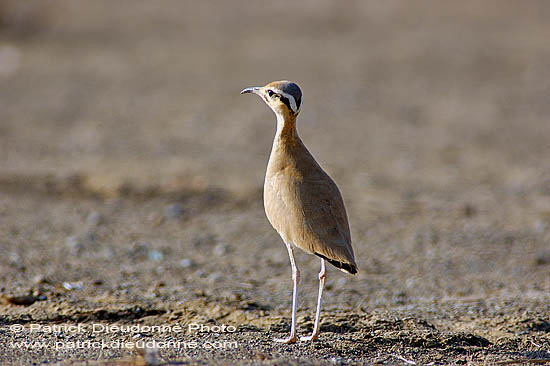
[299,334,318,342]
[273,335,297,344]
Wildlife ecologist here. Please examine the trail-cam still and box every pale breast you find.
[264,167,301,247]
[263,137,355,267]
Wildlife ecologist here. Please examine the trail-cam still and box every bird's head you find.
[241,80,302,120]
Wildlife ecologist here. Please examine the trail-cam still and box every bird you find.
[241,80,357,343]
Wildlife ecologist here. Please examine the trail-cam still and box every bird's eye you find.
[267,90,275,98]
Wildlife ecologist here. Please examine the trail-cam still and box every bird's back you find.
[264,133,357,274]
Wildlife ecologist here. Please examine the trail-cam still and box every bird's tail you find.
[315,253,357,275]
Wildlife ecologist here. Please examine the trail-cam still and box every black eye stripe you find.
[267,88,298,112]
[279,96,293,111]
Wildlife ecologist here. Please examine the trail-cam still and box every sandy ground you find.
[0,1,549,364]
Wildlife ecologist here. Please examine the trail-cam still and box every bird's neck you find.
[269,113,304,171]
[275,113,298,142]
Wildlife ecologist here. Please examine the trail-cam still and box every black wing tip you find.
[340,262,358,275]
[315,253,358,275]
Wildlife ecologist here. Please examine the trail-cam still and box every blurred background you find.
[0,0,549,362]
[2,1,549,194]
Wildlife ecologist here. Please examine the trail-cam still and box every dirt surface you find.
[0,1,549,364]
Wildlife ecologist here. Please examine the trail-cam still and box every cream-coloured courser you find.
[241,80,357,343]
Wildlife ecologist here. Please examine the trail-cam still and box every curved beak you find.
[240,86,261,95]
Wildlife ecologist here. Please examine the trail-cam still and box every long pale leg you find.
[274,242,300,343]
[300,258,326,341]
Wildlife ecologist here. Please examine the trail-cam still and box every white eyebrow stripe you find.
[271,88,298,112]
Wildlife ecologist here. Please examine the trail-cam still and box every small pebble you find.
[147,212,164,227]
[179,259,194,268]
[63,282,84,291]
[148,250,164,262]
[195,270,206,278]
[330,357,346,365]
[83,230,96,243]
[463,204,476,217]
[86,211,104,227]
[214,243,228,256]
[164,203,185,218]
[130,242,151,258]
[7,295,39,306]
[194,289,207,297]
